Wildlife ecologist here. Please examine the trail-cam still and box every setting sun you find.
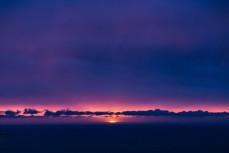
[108,119,117,124]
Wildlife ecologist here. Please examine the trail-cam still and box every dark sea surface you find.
[0,124,229,153]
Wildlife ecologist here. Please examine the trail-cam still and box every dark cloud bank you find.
[0,108,229,118]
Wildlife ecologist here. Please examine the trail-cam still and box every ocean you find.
[0,124,229,153]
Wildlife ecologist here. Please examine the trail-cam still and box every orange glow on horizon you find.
[0,99,229,113]
[108,119,118,124]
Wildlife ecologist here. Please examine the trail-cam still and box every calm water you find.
[0,124,229,153]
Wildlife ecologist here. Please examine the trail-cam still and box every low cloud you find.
[4,110,21,117]
[23,108,40,115]
[44,110,114,117]
[122,109,174,116]
[0,109,229,118]
[121,109,229,117]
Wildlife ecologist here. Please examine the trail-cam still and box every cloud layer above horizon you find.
[0,0,228,110]
[1,108,229,118]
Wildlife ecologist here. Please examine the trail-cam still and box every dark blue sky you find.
[0,0,228,111]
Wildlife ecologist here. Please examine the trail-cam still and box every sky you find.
[0,0,229,113]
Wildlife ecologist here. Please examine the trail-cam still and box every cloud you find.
[176,110,229,117]
[0,0,228,108]
[4,110,21,117]
[44,109,113,117]
[122,109,174,116]
[23,108,40,115]
[122,109,229,117]
[1,109,229,118]
[43,110,88,116]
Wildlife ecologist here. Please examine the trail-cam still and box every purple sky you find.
[0,0,228,112]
